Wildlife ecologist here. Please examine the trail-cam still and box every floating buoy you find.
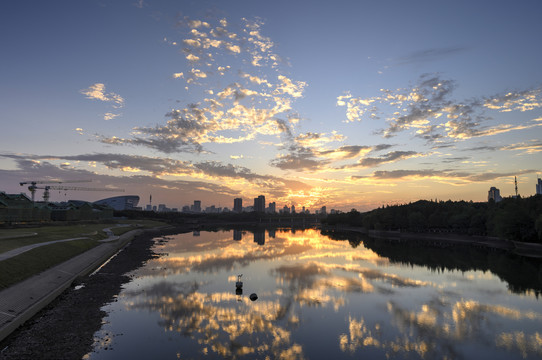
[249,293,258,301]
[236,274,243,289]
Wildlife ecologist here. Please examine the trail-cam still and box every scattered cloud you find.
[80,83,124,108]
[337,74,542,142]
[104,112,120,121]
[98,17,306,154]
[394,47,468,65]
[352,168,538,184]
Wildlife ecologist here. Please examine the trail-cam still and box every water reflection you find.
[87,229,542,359]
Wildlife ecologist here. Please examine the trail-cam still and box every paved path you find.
[0,224,132,261]
[0,228,145,342]
[0,238,88,261]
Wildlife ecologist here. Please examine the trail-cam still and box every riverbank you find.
[0,224,193,359]
[322,225,542,258]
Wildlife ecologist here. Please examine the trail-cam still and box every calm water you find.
[84,229,542,359]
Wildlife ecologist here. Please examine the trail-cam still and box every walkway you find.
[0,224,131,262]
[0,238,88,261]
[0,226,144,342]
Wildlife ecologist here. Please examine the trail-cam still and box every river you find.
[83,228,542,359]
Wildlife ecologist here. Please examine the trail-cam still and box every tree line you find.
[323,195,542,243]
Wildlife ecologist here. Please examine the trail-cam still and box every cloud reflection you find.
[115,230,542,359]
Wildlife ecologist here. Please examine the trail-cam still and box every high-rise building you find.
[268,202,276,213]
[254,195,265,212]
[234,198,242,213]
[488,187,502,202]
[192,200,201,213]
[291,205,296,214]
[253,230,265,245]
[320,206,327,215]
[537,178,542,195]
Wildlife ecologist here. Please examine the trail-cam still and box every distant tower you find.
[253,195,265,212]
[193,200,201,213]
[515,176,519,197]
[488,187,502,202]
[234,198,242,213]
[536,178,542,195]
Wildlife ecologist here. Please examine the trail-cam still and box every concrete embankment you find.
[0,226,171,342]
[324,226,542,258]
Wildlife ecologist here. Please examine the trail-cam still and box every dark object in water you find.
[236,274,243,289]
[249,293,258,301]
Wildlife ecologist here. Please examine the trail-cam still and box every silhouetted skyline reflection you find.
[85,229,542,359]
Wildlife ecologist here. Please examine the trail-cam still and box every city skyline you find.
[1,1,542,212]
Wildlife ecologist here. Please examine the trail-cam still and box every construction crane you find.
[33,185,124,202]
[19,180,123,202]
[20,180,91,202]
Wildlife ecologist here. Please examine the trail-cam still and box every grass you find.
[0,239,98,290]
[0,220,167,253]
[0,219,168,289]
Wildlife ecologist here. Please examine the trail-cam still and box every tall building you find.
[234,198,242,213]
[488,187,502,202]
[291,205,296,214]
[537,178,542,195]
[320,206,327,215]
[192,200,201,213]
[253,195,265,212]
[268,202,276,213]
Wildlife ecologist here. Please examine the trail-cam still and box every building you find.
[488,187,502,202]
[191,200,201,213]
[291,205,296,214]
[94,195,140,211]
[234,198,242,213]
[254,195,265,212]
[0,192,50,222]
[268,202,276,214]
[537,178,542,195]
[320,206,327,215]
[253,230,265,245]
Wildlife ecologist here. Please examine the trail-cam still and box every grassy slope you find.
[0,239,98,289]
[0,220,167,289]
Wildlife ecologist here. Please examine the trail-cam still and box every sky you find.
[1,0,542,212]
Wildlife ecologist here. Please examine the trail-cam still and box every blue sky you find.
[1,0,542,211]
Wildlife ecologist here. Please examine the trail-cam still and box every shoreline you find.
[0,224,193,359]
[322,225,542,258]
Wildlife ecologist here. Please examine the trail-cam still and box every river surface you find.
[84,228,542,359]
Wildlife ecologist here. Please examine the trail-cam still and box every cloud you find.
[318,145,372,160]
[353,168,538,184]
[104,112,120,121]
[270,144,331,172]
[337,150,423,170]
[80,83,124,108]
[97,17,307,154]
[484,89,542,112]
[0,153,312,202]
[465,140,542,155]
[339,74,542,143]
[394,47,468,65]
